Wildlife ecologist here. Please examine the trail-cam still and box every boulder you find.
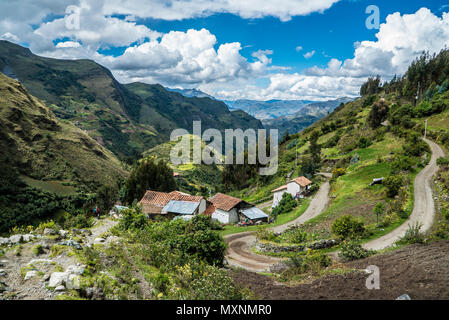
[48,272,69,288]
[94,238,105,244]
[23,234,35,242]
[55,285,65,292]
[0,269,6,277]
[43,228,56,236]
[59,230,69,238]
[66,264,85,276]
[80,229,92,236]
[0,237,10,246]
[24,270,37,281]
[58,240,82,250]
[66,274,80,290]
[396,294,411,300]
[27,258,53,266]
[9,234,22,244]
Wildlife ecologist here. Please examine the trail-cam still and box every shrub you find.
[62,213,93,229]
[339,241,374,261]
[118,206,148,231]
[287,228,308,244]
[398,222,425,244]
[255,226,277,241]
[358,137,372,148]
[331,215,365,240]
[392,155,416,172]
[285,251,332,275]
[332,168,346,180]
[437,157,449,166]
[384,175,404,198]
[272,193,297,217]
[171,263,252,300]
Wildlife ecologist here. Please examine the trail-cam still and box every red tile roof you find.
[271,185,288,193]
[139,190,204,214]
[290,176,312,187]
[209,193,243,212]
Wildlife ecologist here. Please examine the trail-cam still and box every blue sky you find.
[127,0,446,74]
[1,0,449,101]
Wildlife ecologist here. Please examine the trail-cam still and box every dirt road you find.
[364,138,445,251]
[224,173,332,272]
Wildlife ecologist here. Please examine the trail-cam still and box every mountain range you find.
[0,40,262,161]
[261,97,353,135]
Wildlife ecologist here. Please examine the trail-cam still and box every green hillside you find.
[0,40,262,161]
[228,50,449,246]
[0,72,127,233]
[143,134,222,197]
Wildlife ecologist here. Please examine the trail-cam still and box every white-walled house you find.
[209,193,243,224]
[271,176,312,207]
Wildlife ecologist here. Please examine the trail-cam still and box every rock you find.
[396,294,411,300]
[0,269,6,277]
[24,271,37,281]
[71,228,81,234]
[55,285,65,292]
[41,274,50,282]
[27,259,53,266]
[43,228,56,235]
[49,272,69,288]
[0,260,7,267]
[66,274,80,290]
[94,238,105,244]
[59,230,69,238]
[80,229,92,236]
[66,265,85,276]
[58,240,82,250]
[269,262,289,273]
[22,234,35,242]
[9,234,22,244]
[0,237,10,246]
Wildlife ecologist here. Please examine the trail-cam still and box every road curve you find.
[364,138,445,251]
[224,173,332,272]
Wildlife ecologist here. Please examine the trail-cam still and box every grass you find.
[220,198,311,237]
[21,176,76,196]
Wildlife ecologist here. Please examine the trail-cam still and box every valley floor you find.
[230,240,449,300]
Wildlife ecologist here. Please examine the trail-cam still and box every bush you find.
[118,206,148,231]
[339,241,374,261]
[358,137,372,148]
[331,215,365,240]
[255,226,277,241]
[272,193,297,218]
[285,251,332,275]
[332,168,346,180]
[171,263,252,300]
[384,175,404,198]
[289,228,309,244]
[398,222,425,244]
[437,157,449,166]
[62,213,93,229]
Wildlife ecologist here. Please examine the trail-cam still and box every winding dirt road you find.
[224,173,332,272]
[364,138,445,251]
[225,138,445,272]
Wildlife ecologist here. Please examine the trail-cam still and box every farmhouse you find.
[271,176,312,207]
[138,190,209,219]
[208,193,268,224]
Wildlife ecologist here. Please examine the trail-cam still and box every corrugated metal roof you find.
[241,207,269,220]
[162,200,199,215]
